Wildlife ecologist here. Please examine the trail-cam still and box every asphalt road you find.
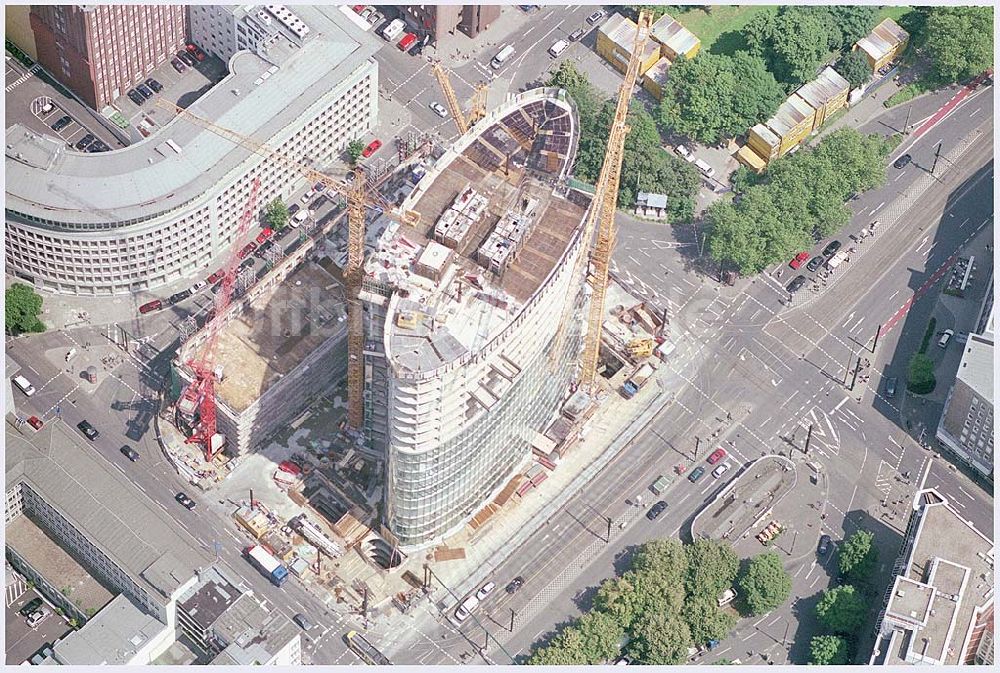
[375,80,994,665]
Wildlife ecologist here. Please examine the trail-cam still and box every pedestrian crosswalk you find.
[6,63,41,93]
[6,577,27,607]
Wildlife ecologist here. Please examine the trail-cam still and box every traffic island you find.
[690,455,797,542]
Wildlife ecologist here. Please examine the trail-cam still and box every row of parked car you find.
[49,114,111,152]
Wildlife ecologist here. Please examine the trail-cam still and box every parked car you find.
[956,331,970,344]
[26,606,52,628]
[884,376,898,398]
[139,299,162,314]
[938,329,954,348]
[568,28,586,42]
[707,448,727,465]
[189,280,207,294]
[51,115,73,132]
[77,420,99,440]
[587,9,606,24]
[614,657,631,665]
[27,416,44,430]
[171,57,187,73]
[688,466,707,483]
[256,228,274,245]
[476,581,496,601]
[787,275,807,293]
[175,492,196,510]
[505,576,525,594]
[135,83,153,99]
[712,462,731,479]
[127,89,145,105]
[254,240,275,257]
[238,242,258,259]
[120,445,140,462]
[207,269,225,284]
[362,139,382,158]
[674,144,694,161]
[817,534,832,555]
[429,101,448,118]
[178,50,196,67]
[89,139,110,152]
[822,240,842,257]
[170,289,192,304]
[368,10,384,26]
[293,613,314,630]
[893,153,912,169]
[145,78,162,93]
[646,500,668,520]
[74,133,96,151]
[359,7,373,21]
[186,43,207,61]
[789,251,810,269]
[806,256,825,272]
[20,598,44,617]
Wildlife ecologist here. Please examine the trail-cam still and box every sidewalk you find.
[425,6,527,69]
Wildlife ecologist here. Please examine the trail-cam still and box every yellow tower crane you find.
[431,63,488,135]
[548,11,652,384]
[156,100,417,432]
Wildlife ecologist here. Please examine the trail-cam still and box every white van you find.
[381,18,406,42]
[290,209,311,228]
[12,375,36,397]
[300,189,315,204]
[448,595,480,627]
[694,158,715,179]
[718,587,737,607]
[548,40,569,58]
[491,45,515,70]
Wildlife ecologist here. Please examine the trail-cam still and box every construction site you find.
[162,12,671,623]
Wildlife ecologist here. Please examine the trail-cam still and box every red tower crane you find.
[177,177,261,461]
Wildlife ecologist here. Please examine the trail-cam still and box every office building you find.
[28,4,187,110]
[401,5,500,47]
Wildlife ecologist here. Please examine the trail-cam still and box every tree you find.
[658,52,784,145]
[815,585,867,634]
[346,139,365,165]
[684,539,739,600]
[742,7,842,88]
[632,538,689,586]
[5,283,45,335]
[627,611,692,665]
[835,49,873,91]
[263,197,290,231]
[683,598,737,646]
[810,634,849,665]
[826,5,879,50]
[528,611,624,665]
[838,530,879,583]
[907,353,936,395]
[924,6,994,83]
[737,552,792,616]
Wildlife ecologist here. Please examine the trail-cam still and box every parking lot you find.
[4,586,71,665]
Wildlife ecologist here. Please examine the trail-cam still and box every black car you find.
[19,598,44,618]
[505,576,525,594]
[51,115,73,132]
[822,240,842,257]
[817,534,832,555]
[77,420,99,441]
[884,376,898,398]
[170,289,192,304]
[293,613,313,630]
[568,28,586,42]
[786,275,807,293]
[288,203,301,216]
[893,153,912,169]
[646,500,668,520]
[310,195,328,210]
[178,50,197,67]
[175,492,196,510]
[171,57,187,73]
[313,181,326,193]
[127,89,145,105]
[74,133,96,151]
[806,256,824,272]
[120,445,140,462]
[254,239,275,257]
[145,77,162,93]
[239,257,255,271]
[135,83,153,99]
[90,140,111,152]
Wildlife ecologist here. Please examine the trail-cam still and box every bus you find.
[345,631,391,665]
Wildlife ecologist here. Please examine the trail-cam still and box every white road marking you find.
[833,396,850,412]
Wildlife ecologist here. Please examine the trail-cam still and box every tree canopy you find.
[907,353,937,394]
[835,49,873,91]
[737,552,792,616]
[685,539,740,601]
[627,611,691,665]
[809,634,850,665]
[658,52,785,145]
[683,598,737,646]
[707,128,890,275]
[815,585,868,634]
[924,6,994,83]
[5,283,46,335]
[528,611,624,665]
[346,139,365,165]
[837,529,879,583]
[263,197,290,231]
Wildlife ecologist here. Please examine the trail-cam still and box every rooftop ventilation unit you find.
[265,4,310,38]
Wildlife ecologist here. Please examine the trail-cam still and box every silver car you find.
[429,102,448,118]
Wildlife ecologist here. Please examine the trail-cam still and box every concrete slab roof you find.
[51,594,169,665]
[5,5,377,226]
[5,423,212,604]
[796,67,850,108]
[956,333,993,405]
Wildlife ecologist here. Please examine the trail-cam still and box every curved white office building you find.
[4,6,377,296]
[365,88,590,550]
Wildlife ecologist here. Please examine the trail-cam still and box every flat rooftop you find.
[375,90,584,374]
[51,594,168,665]
[5,515,115,616]
[214,262,345,412]
[5,5,378,225]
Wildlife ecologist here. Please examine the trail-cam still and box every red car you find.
[207,269,225,284]
[362,139,382,158]
[27,416,43,430]
[352,4,365,12]
[789,252,810,269]
[397,33,417,52]
[139,299,162,314]
[238,242,258,259]
[256,228,274,245]
[186,43,206,62]
[707,448,727,465]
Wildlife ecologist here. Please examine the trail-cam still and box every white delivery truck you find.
[491,45,515,69]
[381,18,406,41]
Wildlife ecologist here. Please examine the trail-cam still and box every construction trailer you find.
[853,17,909,73]
[596,12,661,75]
[649,12,701,60]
